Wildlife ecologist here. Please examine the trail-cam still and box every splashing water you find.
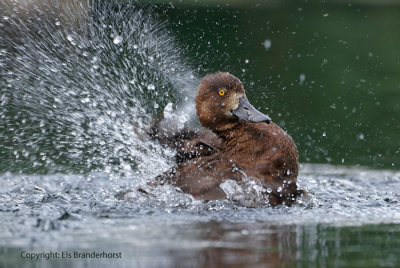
[0,0,197,177]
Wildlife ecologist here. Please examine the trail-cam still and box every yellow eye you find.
[218,89,226,96]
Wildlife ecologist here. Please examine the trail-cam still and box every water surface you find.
[1,164,400,267]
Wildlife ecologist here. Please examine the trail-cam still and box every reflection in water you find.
[182,223,400,268]
[186,223,296,267]
[2,220,400,267]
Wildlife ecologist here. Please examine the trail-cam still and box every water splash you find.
[0,0,197,177]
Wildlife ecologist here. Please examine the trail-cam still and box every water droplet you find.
[163,103,174,119]
[263,39,271,51]
[66,35,76,46]
[299,74,305,86]
[81,97,90,103]
[113,35,123,45]
[179,114,189,124]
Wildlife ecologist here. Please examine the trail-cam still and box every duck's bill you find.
[231,96,271,124]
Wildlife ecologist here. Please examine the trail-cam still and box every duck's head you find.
[195,72,271,131]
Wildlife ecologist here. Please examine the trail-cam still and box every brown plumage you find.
[150,72,301,206]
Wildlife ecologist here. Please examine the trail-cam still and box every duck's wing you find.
[174,131,222,162]
[196,131,222,151]
[148,114,222,162]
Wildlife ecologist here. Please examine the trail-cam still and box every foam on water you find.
[0,0,196,178]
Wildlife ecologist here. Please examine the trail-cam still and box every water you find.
[1,0,400,267]
[0,164,400,267]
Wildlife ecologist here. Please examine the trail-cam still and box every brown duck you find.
[149,72,301,206]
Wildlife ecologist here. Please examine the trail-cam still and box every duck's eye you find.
[218,89,226,96]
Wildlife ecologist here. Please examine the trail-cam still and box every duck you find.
[149,72,302,206]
